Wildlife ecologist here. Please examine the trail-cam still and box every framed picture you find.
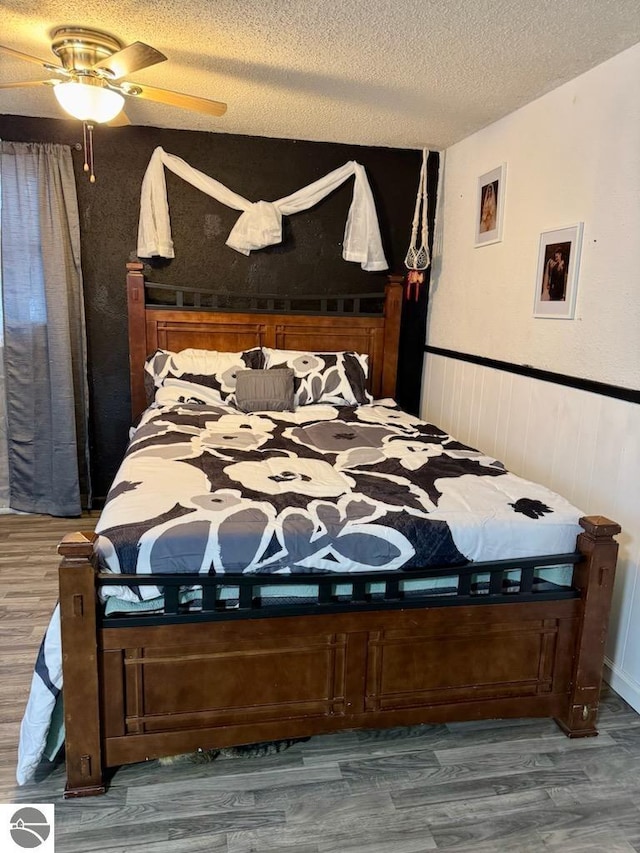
[475,164,506,246]
[533,223,584,319]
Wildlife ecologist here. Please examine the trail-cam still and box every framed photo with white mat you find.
[475,164,506,247]
[533,223,583,319]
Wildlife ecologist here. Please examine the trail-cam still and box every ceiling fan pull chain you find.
[82,121,96,182]
[82,121,89,173]
[88,123,96,182]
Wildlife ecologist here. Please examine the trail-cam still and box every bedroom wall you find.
[426,42,640,390]
[0,115,438,498]
[422,44,640,711]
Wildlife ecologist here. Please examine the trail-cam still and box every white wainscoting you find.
[421,351,640,713]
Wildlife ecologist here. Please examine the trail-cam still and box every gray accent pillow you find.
[234,368,295,412]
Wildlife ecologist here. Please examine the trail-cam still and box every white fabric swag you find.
[137,147,388,271]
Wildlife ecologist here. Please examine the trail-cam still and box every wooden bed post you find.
[58,532,105,797]
[127,261,147,421]
[382,275,403,398]
[555,515,621,737]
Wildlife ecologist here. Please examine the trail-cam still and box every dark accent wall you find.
[0,115,437,499]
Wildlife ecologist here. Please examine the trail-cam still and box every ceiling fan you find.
[0,26,227,126]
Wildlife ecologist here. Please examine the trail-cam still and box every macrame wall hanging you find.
[404,149,430,301]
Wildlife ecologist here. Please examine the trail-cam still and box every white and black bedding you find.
[95,397,582,611]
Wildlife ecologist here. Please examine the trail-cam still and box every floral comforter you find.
[95,399,582,605]
[17,398,584,784]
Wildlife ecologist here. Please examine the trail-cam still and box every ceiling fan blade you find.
[0,79,58,89]
[121,81,227,116]
[0,43,57,69]
[92,42,167,79]
[107,109,131,127]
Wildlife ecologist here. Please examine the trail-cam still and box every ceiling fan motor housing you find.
[51,27,123,73]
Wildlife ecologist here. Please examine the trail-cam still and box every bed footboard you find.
[57,516,620,798]
[554,516,621,736]
[58,532,104,797]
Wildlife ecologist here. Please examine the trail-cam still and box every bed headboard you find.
[126,262,403,420]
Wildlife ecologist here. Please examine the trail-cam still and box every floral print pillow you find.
[144,347,264,406]
[262,347,372,406]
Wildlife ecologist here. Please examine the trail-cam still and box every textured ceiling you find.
[1,1,639,150]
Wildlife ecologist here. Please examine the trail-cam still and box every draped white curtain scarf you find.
[137,147,388,272]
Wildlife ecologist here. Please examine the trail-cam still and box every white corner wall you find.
[422,43,640,712]
[427,42,640,391]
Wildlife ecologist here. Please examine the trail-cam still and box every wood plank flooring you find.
[2,512,640,852]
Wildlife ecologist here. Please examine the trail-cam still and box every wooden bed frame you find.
[56,263,620,797]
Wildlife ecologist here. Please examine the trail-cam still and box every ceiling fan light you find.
[53,80,125,123]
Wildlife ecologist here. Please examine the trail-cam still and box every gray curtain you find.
[0,141,89,516]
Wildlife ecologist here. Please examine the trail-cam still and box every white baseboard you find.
[604,656,640,713]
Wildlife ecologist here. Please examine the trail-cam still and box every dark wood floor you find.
[2,513,640,853]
